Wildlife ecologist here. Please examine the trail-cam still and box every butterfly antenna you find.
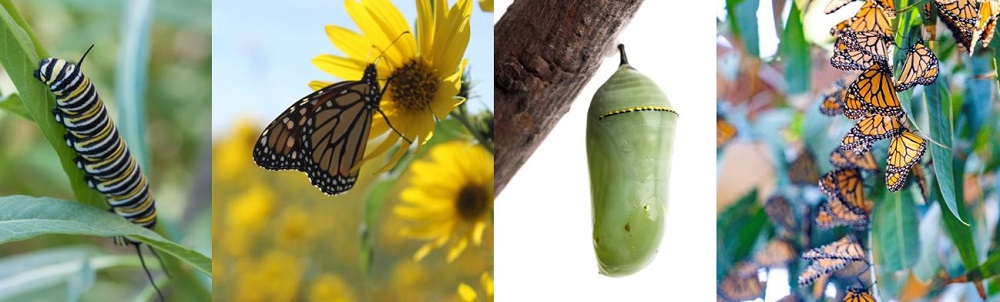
[374,31,411,63]
[135,244,165,302]
[147,244,172,279]
[78,44,96,68]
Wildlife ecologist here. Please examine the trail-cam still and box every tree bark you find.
[494,0,643,195]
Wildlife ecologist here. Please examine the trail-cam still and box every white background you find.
[494,1,717,300]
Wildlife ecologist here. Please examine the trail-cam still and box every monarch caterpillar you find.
[587,44,677,276]
[34,45,165,300]
[253,33,410,195]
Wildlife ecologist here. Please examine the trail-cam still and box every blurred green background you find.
[0,0,211,300]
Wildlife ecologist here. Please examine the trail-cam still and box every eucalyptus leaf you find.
[873,188,920,271]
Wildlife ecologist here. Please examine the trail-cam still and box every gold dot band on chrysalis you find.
[598,105,677,120]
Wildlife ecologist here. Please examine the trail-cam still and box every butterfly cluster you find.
[820,0,938,193]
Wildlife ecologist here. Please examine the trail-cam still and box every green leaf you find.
[716,188,767,280]
[913,203,943,281]
[0,0,105,209]
[0,246,98,301]
[115,0,154,170]
[779,2,808,95]
[0,195,211,277]
[967,250,1000,281]
[964,50,994,147]
[726,0,760,56]
[925,77,965,224]
[873,187,920,271]
[0,93,30,120]
[935,162,980,272]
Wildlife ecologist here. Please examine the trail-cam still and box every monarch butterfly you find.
[886,130,927,191]
[830,146,879,173]
[819,168,869,213]
[816,195,870,230]
[798,235,869,286]
[936,0,979,54]
[819,78,849,116]
[831,28,894,72]
[253,35,410,195]
[845,64,901,118]
[717,114,737,148]
[973,0,1000,49]
[841,113,902,153]
[802,234,868,260]
[753,239,797,268]
[847,0,896,38]
[844,287,876,302]
[895,40,939,91]
[765,194,798,232]
[789,149,820,186]
[923,2,939,47]
[34,45,164,300]
[797,257,854,286]
[587,44,676,276]
[718,262,764,302]
[825,0,896,18]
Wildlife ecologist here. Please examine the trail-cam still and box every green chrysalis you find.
[587,44,677,276]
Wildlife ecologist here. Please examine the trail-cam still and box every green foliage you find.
[780,2,809,95]
[0,195,211,275]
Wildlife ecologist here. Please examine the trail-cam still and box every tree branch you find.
[494,0,643,195]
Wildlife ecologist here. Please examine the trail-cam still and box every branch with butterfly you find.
[719,0,1000,300]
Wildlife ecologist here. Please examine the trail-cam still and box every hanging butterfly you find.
[830,146,879,173]
[253,35,411,195]
[752,239,797,268]
[797,234,870,286]
[935,0,979,54]
[973,0,1000,49]
[841,113,903,153]
[825,0,896,18]
[718,262,764,302]
[765,194,798,232]
[789,149,820,186]
[819,168,870,214]
[844,64,901,119]
[819,77,849,116]
[886,130,927,192]
[816,194,870,230]
[844,286,876,302]
[895,40,939,91]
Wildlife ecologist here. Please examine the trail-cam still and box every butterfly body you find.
[254,63,383,195]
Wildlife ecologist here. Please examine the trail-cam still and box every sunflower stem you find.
[449,110,493,154]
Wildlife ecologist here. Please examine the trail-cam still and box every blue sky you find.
[211,0,494,136]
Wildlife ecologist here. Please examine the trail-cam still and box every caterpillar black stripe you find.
[34,45,165,300]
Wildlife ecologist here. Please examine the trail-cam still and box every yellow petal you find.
[479,0,493,12]
[481,272,493,296]
[446,238,468,262]
[430,0,471,72]
[457,283,477,301]
[413,243,434,261]
[430,62,467,119]
[471,220,487,245]
[309,80,333,91]
[324,25,372,60]
[346,0,413,63]
[312,55,365,81]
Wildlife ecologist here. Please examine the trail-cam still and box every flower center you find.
[455,183,487,221]
[389,59,438,112]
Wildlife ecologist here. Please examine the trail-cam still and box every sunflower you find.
[457,272,494,302]
[311,0,471,171]
[394,141,493,262]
